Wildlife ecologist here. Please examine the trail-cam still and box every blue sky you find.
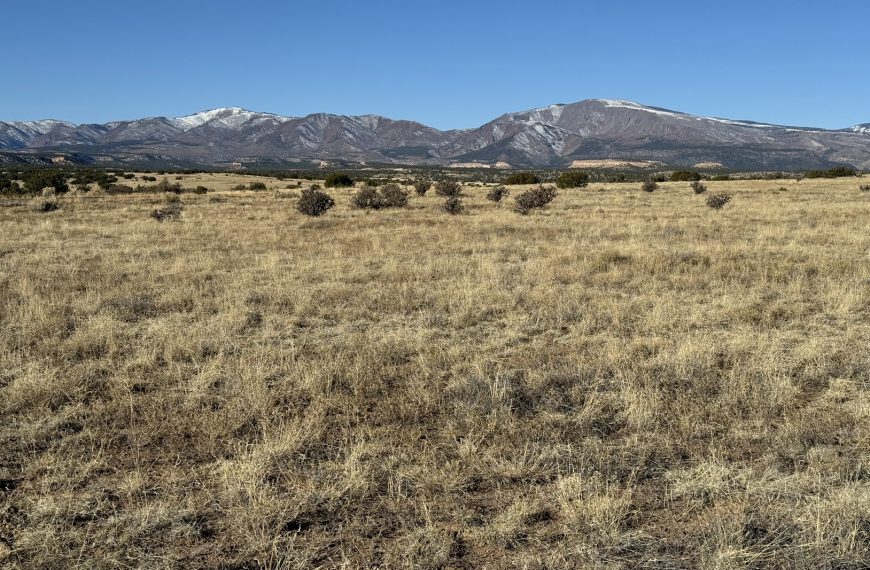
[4,0,868,129]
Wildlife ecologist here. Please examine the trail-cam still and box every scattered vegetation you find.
[413,180,432,196]
[691,181,707,194]
[296,187,335,216]
[514,184,557,214]
[555,170,589,189]
[641,180,658,192]
[150,197,183,221]
[860,184,870,192]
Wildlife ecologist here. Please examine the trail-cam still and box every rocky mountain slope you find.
[2,101,868,170]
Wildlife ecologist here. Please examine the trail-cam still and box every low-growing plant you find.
[486,185,509,202]
[442,196,463,215]
[193,186,209,194]
[555,170,589,189]
[706,193,732,209]
[514,185,557,215]
[248,182,268,191]
[296,187,335,216]
[860,185,870,192]
[414,180,432,196]
[435,180,461,197]
[641,180,658,192]
[690,181,707,194]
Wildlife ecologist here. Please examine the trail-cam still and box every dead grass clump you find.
[32,197,59,212]
[514,185,557,214]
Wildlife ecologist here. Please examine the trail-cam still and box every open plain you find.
[1,175,869,568]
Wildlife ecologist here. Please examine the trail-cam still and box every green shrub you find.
[515,185,557,215]
[192,186,209,194]
[486,186,509,202]
[690,181,707,194]
[296,188,335,216]
[379,183,408,207]
[324,173,354,188]
[670,171,701,182]
[442,196,464,215]
[641,180,658,193]
[435,180,461,197]
[555,170,589,189]
[504,172,540,185]
[414,181,432,196]
[23,170,69,194]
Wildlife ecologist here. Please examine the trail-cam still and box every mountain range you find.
[2,99,869,170]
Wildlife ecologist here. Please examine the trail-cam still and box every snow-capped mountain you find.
[2,101,869,169]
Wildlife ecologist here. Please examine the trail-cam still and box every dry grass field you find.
[1,176,869,568]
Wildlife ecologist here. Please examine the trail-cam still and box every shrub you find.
[690,181,707,194]
[671,170,701,182]
[641,180,658,192]
[486,186,509,202]
[324,173,354,188]
[23,170,69,194]
[231,184,247,190]
[105,184,135,194]
[555,170,589,189]
[504,172,540,185]
[379,183,409,208]
[310,184,321,190]
[442,196,464,215]
[192,186,208,194]
[248,181,268,191]
[860,185,870,192]
[296,187,335,216]
[435,180,462,197]
[706,193,732,209]
[351,184,408,209]
[514,185,557,215]
[414,180,432,196]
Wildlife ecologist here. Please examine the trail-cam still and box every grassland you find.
[1,176,869,569]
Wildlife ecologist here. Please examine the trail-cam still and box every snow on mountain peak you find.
[169,108,292,131]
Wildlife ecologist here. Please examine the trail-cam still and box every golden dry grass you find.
[1,176,869,568]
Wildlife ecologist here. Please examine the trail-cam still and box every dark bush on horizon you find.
[324,173,355,188]
[504,172,540,185]
[555,170,589,189]
[671,170,701,182]
[805,167,857,179]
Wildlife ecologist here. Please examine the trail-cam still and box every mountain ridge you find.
[2,100,868,170]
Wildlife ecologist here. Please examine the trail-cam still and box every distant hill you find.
[2,101,869,170]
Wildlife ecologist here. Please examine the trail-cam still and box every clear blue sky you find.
[4,0,868,129]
